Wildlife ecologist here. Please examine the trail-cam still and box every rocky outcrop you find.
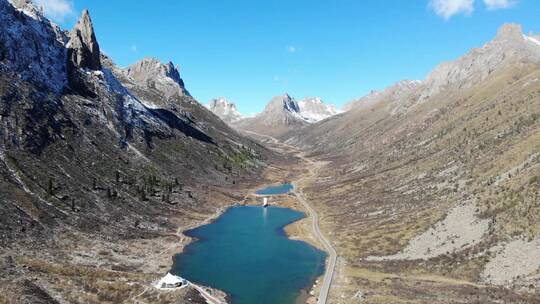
[208,97,243,123]
[0,0,67,93]
[123,57,189,99]
[418,23,540,101]
[65,9,101,96]
[67,9,101,71]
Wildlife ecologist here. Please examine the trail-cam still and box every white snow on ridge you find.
[208,97,244,123]
[525,35,540,47]
[1,0,67,93]
[297,97,340,123]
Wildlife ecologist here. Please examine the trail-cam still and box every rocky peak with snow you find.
[297,97,339,122]
[123,57,189,98]
[67,9,101,71]
[8,0,42,19]
[231,93,309,137]
[1,0,67,93]
[208,97,243,123]
[264,93,301,114]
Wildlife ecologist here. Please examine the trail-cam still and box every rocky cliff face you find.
[208,97,243,123]
[67,9,101,71]
[0,0,67,93]
[65,9,103,96]
[123,57,189,99]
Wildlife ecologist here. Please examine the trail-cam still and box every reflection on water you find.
[262,206,268,224]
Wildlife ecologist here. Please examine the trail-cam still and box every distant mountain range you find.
[208,94,340,137]
[207,97,244,123]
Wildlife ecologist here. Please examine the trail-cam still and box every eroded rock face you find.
[1,0,67,93]
[418,23,540,101]
[67,9,101,71]
[208,97,244,123]
[124,58,189,98]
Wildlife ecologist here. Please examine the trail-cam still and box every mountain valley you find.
[0,0,540,303]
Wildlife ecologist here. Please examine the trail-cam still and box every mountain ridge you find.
[283,22,540,303]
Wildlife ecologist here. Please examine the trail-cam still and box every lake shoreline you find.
[172,184,326,304]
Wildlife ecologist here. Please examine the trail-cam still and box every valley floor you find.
[0,136,316,304]
[2,130,539,304]
[244,131,540,304]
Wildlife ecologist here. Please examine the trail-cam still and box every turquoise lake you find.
[255,183,294,195]
[172,206,326,304]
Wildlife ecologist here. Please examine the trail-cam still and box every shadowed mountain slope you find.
[0,1,274,302]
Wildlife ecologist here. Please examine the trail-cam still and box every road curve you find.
[243,130,337,304]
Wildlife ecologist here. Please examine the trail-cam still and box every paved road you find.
[243,130,337,304]
[292,154,337,304]
[294,187,337,304]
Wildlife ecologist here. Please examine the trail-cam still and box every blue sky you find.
[39,0,540,114]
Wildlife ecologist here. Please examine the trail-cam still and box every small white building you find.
[155,273,188,289]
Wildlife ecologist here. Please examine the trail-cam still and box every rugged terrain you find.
[284,23,540,303]
[0,1,280,303]
[232,94,309,137]
[229,94,339,138]
[2,0,540,303]
[207,98,244,124]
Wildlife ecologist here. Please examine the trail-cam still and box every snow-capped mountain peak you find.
[297,97,340,122]
[208,97,244,123]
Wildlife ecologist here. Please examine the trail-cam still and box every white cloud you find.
[33,0,75,22]
[429,0,517,19]
[429,0,475,19]
[286,45,297,53]
[131,45,137,52]
[483,0,516,10]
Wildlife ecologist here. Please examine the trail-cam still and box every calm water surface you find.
[172,206,326,304]
[255,183,294,195]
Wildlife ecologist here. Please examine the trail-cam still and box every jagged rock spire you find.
[67,9,101,70]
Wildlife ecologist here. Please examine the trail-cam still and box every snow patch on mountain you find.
[525,35,540,47]
[207,97,244,123]
[1,0,67,93]
[297,97,340,122]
